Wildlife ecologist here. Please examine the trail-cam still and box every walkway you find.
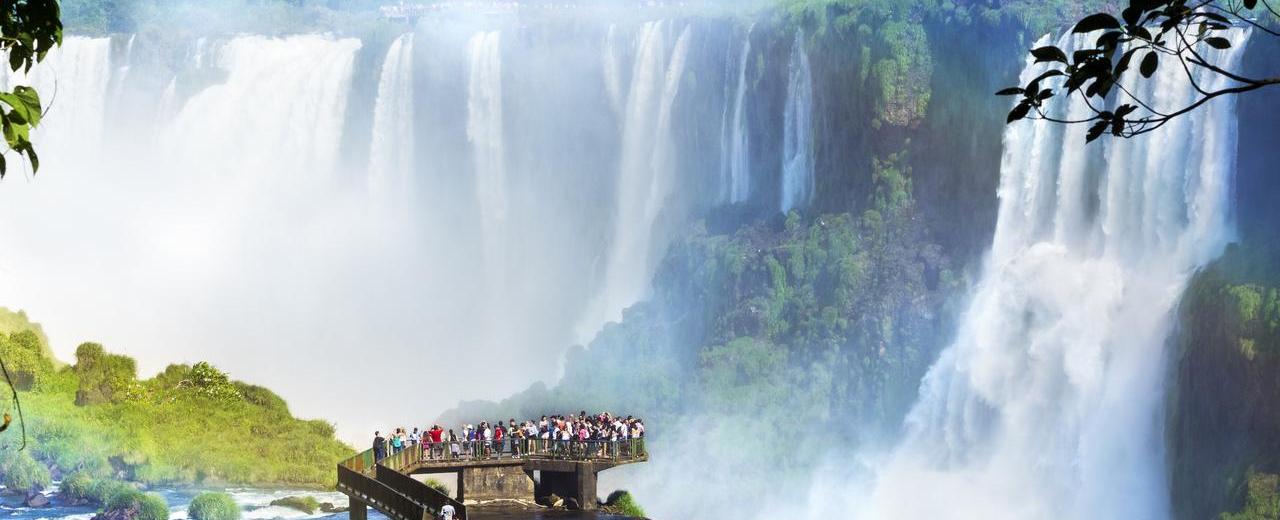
[337,439,647,520]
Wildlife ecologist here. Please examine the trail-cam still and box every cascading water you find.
[719,24,753,204]
[780,31,814,214]
[860,30,1251,520]
[576,21,692,341]
[369,34,415,198]
[467,30,508,294]
[3,37,113,166]
[603,24,626,118]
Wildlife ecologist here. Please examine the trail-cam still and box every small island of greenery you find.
[0,307,353,506]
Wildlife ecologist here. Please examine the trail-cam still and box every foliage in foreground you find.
[190,491,242,520]
[0,308,353,490]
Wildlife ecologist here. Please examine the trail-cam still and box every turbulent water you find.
[857,30,1251,519]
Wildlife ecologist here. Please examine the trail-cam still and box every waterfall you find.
[603,24,625,118]
[369,34,415,198]
[780,31,814,214]
[576,21,692,341]
[719,24,753,204]
[2,37,113,169]
[467,30,508,292]
[862,30,1251,520]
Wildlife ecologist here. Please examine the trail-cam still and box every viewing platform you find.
[338,439,647,520]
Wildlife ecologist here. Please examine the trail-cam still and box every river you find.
[0,486,631,520]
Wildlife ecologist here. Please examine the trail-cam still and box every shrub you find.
[189,492,241,520]
[0,451,52,493]
[106,488,170,520]
[61,471,94,500]
[87,478,133,504]
[605,490,646,518]
[270,496,319,514]
[423,479,450,496]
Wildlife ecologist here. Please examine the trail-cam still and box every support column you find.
[456,470,466,503]
[349,499,368,520]
[575,463,598,511]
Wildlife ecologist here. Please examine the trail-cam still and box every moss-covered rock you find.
[269,496,320,515]
[189,492,241,520]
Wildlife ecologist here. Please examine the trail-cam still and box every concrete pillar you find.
[576,463,598,511]
[349,499,368,520]
[456,470,466,502]
[461,464,535,502]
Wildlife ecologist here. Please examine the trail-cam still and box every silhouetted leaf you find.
[1115,48,1140,75]
[1073,49,1106,63]
[1031,46,1069,64]
[1075,13,1123,33]
[1140,51,1159,78]
[1007,102,1031,123]
[995,87,1024,96]
[1205,37,1231,49]
[1199,12,1231,24]
[1087,120,1109,142]
[1097,30,1125,49]
[1245,0,1259,9]
[1123,6,1142,27]
[1116,104,1139,118]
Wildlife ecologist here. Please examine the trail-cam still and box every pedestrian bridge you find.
[338,439,647,520]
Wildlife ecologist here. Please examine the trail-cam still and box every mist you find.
[0,1,1271,519]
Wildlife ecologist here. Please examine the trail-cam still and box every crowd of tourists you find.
[371,412,646,462]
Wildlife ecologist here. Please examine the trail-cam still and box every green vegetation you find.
[605,490,647,518]
[423,478,450,496]
[270,495,320,514]
[1169,243,1280,520]
[105,488,170,520]
[190,492,242,520]
[1,449,51,492]
[1222,472,1280,520]
[0,0,61,179]
[0,309,353,489]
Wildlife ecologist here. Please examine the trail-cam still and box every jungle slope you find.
[0,308,353,495]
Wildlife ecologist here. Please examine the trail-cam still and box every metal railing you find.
[339,447,378,475]
[337,465,429,520]
[375,464,467,519]
[374,437,647,466]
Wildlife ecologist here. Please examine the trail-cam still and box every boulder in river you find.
[25,493,50,508]
[319,502,349,513]
[536,494,564,508]
[270,496,320,514]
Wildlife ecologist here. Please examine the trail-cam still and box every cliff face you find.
[1170,252,1280,520]
[1166,35,1280,520]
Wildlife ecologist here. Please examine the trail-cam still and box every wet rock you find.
[92,503,139,520]
[25,493,50,508]
[564,497,580,510]
[536,494,564,508]
[319,502,349,513]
